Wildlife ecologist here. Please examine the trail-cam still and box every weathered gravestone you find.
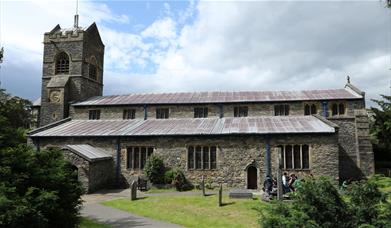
[130,180,137,201]
[218,183,223,207]
[201,176,206,196]
[229,189,253,199]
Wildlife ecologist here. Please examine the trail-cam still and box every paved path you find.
[81,189,183,228]
[82,203,182,228]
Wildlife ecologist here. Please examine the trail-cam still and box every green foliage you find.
[370,95,391,164]
[0,145,84,227]
[260,177,391,228]
[0,89,32,148]
[144,154,165,184]
[164,169,175,184]
[171,168,193,191]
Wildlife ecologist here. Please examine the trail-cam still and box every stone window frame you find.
[330,101,347,116]
[187,145,217,171]
[304,103,318,116]
[278,144,310,170]
[194,107,208,118]
[274,104,290,116]
[55,51,70,75]
[88,109,101,120]
[156,108,169,119]
[234,106,248,117]
[126,146,154,170]
[123,109,136,119]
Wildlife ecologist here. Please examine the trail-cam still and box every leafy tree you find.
[0,145,84,227]
[144,154,166,184]
[260,177,391,228]
[370,95,391,166]
[0,88,32,148]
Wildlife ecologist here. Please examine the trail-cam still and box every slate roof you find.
[47,76,69,88]
[73,88,362,106]
[62,144,112,162]
[30,116,335,137]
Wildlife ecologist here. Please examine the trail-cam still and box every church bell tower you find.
[39,16,105,126]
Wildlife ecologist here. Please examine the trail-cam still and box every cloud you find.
[1,0,390,108]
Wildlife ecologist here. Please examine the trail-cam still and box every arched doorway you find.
[247,166,257,189]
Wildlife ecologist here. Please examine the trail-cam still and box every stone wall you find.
[69,99,362,120]
[37,133,339,190]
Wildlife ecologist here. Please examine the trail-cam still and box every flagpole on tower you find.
[74,0,79,28]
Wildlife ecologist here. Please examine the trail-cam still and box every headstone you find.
[201,175,205,196]
[130,180,137,201]
[277,148,283,201]
[228,189,253,199]
[218,183,223,207]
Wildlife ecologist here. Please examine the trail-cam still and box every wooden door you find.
[247,166,257,189]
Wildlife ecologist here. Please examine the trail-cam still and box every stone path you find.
[81,189,183,228]
[82,203,182,228]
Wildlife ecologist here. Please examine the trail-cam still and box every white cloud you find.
[2,0,390,108]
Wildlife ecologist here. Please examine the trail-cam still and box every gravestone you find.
[130,180,137,201]
[218,183,223,207]
[228,189,253,199]
[201,176,206,196]
[277,148,283,201]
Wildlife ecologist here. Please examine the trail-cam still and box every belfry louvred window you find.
[55,52,69,74]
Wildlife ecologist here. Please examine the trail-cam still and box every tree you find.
[144,154,166,184]
[260,177,391,228]
[0,88,32,148]
[370,95,391,166]
[0,145,84,227]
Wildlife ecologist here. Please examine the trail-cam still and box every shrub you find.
[0,145,84,227]
[144,155,165,184]
[164,169,175,184]
[172,169,193,191]
[260,177,391,228]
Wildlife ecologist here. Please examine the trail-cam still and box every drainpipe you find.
[218,104,224,118]
[265,137,271,178]
[144,105,148,120]
[322,101,328,118]
[115,137,121,186]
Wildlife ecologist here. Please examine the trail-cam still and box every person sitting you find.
[282,172,290,193]
[263,175,273,195]
[288,173,297,192]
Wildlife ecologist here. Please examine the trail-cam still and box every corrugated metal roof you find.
[30,116,335,137]
[72,88,362,106]
[62,144,112,162]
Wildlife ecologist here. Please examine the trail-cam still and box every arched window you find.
[310,104,317,115]
[332,103,338,116]
[304,104,310,115]
[55,52,69,74]
[88,56,97,80]
[338,103,345,115]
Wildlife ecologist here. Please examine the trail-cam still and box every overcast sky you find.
[0,0,390,106]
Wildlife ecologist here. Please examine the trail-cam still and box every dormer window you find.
[55,52,69,74]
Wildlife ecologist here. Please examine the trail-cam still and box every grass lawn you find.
[103,194,266,228]
[79,217,110,228]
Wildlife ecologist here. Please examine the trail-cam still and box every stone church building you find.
[29,21,374,193]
